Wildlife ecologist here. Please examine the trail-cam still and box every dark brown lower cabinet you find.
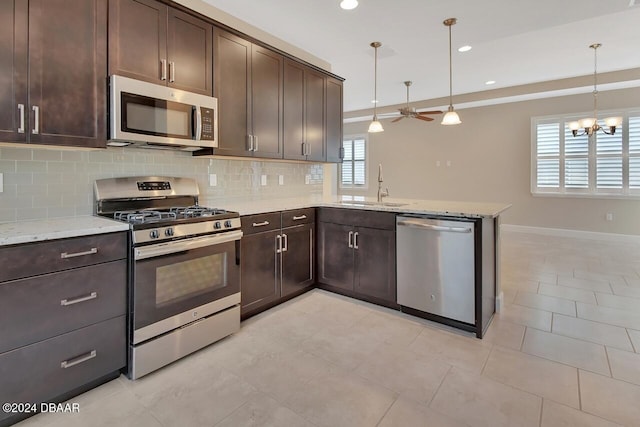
[0,232,127,426]
[317,208,397,308]
[240,209,315,318]
[240,229,280,316]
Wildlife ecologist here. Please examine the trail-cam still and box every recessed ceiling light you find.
[485,80,496,85]
[340,0,358,10]
[458,45,472,52]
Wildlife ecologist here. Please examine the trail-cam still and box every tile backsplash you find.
[0,145,323,222]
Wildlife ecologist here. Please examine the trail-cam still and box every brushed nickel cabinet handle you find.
[61,292,98,306]
[17,104,25,133]
[161,59,167,80]
[32,105,39,134]
[275,234,282,254]
[253,135,258,152]
[61,350,97,369]
[353,231,359,249]
[282,233,288,252]
[169,61,175,82]
[292,215,307,221]
[252,221,269,227]
[348,231,353,248]
[301,142,306,156]
[60,247,98,259]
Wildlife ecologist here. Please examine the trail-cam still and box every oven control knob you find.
[165,228,174,237]
[214,221,222,229]
[150,230,159,239]
[224,220,232,228]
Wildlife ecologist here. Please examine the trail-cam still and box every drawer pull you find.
[61,350,97,369]
[252,221,270,227]
[61,292,98,306]
[292,215,307,221]
[60,248,98,259]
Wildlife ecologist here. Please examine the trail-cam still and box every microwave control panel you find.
[200,107,215,141]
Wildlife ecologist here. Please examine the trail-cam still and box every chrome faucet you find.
[377,163,390,202]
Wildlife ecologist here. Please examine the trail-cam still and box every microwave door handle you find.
[195,106,202,141]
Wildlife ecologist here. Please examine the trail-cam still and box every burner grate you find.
[170,205,227,218]
[114,210,177,224]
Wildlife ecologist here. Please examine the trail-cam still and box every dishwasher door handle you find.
[397,220,472,233]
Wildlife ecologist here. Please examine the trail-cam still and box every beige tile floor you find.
[17,231,640,427]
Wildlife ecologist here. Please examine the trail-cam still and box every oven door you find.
[132,231,241,343]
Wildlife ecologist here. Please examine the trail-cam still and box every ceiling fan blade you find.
[415,115,434,122]
[418,110,443,115]
[391,117,405,123]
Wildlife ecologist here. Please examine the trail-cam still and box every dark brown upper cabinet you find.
[0,0,107,148]
[213,29,283,159]
[109,0,213,96]
[326,76,344,163]
[283,60,325,162]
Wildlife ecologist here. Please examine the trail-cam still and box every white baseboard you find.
[501,224,640,243]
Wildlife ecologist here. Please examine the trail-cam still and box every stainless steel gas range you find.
[94,176,241,379]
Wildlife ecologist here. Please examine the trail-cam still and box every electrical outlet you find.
[278,175,284,185]
[305,174,311,185]
[209,174,217,187]
[606,212,613,221]
[261,174,267,186]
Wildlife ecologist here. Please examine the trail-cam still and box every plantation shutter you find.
[536,123,560,188]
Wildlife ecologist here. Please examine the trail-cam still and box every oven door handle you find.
[135,230,243,260]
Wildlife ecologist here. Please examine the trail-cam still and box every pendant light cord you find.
[373,45,378,118]
[592,44,598,121]
[448,23,453,107]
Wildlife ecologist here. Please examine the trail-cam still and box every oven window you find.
[155,253,227,306]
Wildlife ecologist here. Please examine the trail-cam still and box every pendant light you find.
[568,43,622,137]
[368,42,384,133]
[339,0,358,10]
[441,18,461,125]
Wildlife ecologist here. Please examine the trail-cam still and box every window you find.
[532,110,640,198]
[341,136,367,188]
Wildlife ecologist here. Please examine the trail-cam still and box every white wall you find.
[343,87,640,235]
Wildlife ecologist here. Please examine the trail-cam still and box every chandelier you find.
[568,43,621,137]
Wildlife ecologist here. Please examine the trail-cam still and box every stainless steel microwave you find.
[108,75,218,151]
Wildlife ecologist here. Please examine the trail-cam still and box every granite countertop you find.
[0,216,130,246]
[207,195,511,218]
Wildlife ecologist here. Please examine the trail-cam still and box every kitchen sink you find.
[338,201,408,208]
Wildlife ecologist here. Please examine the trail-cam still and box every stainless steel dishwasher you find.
[396,216,476,325]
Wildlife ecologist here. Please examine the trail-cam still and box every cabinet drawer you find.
[0,260,127,353]
[0,232,128,282]
[281,208,315,227]
[317,208,396,230]
[0,315,125,419]
[241,212,282,235]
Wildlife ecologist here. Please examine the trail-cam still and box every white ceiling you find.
[202,0,640,113]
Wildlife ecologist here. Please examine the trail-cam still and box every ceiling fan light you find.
[368,117,384,133]
[441,108,461,126]
[340,0,358,10]
[604,116,622,127]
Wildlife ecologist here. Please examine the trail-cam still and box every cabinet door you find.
[167,8,212,95]
[213,29,251,157]
[325,77,343,163]
[108,0,167,85]
[354,227,396,304]
[28,0,107,147]
[0,0,27,144]
[281,223,313,298]
[283,60,306,161]
[240,229,280,316]
[305,68,326,162]
[250,45,283,159]
[317,222,354,291]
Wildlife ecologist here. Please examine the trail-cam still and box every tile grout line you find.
[426,365,453,408]
[479,345,494,376]
[626,328,638,353]
[577,368,583,411]
[373,395,398,427]
[603,346,613,379]
[538,398,544,427]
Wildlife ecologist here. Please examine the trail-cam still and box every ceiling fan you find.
[391,81,442,123]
